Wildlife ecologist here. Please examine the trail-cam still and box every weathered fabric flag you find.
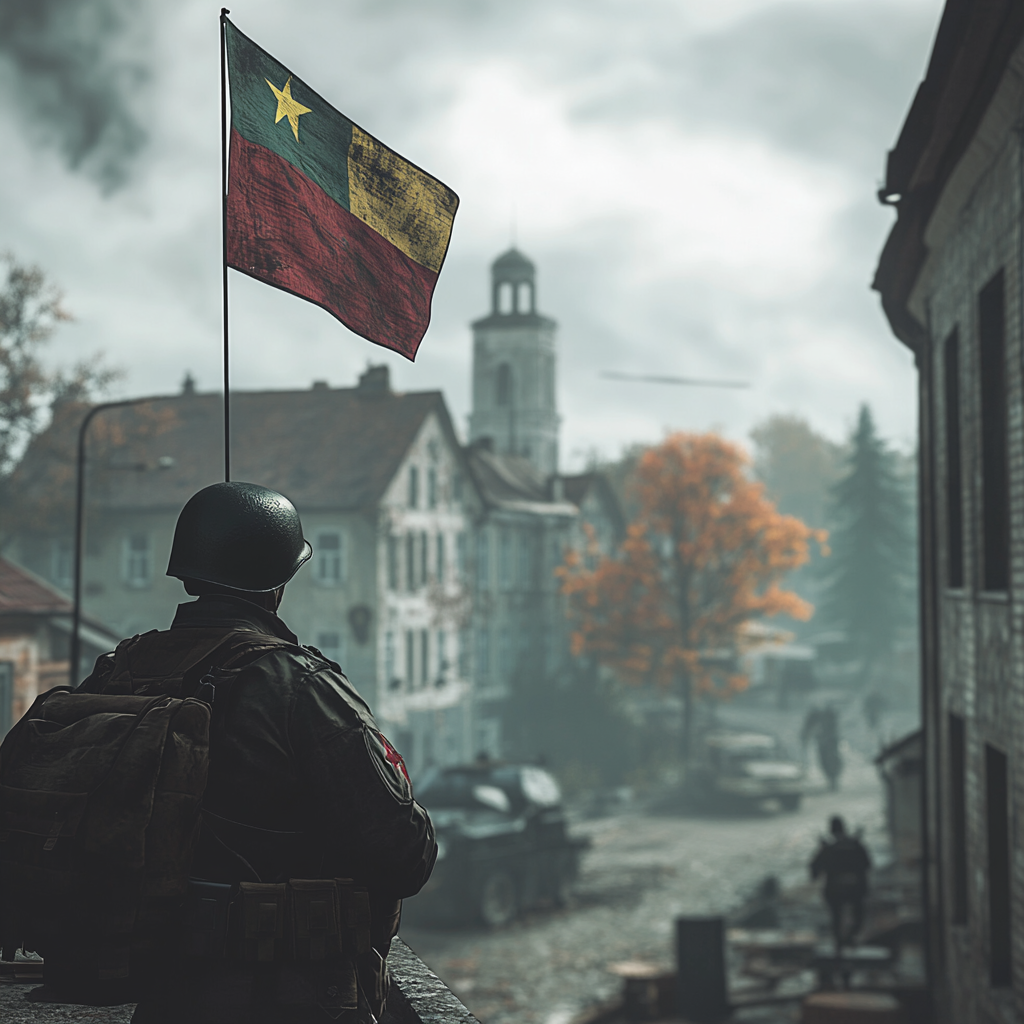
[224,19,459,360]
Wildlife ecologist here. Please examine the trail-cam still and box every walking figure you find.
[801,705,843,790]
[810,816,871,953]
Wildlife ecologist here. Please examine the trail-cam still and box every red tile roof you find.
[0,557,72,615]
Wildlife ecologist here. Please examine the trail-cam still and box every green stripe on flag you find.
[225,20,352,211]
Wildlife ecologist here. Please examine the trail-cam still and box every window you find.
[518,532,532,588]
[477,531,490,589]
[456,532,467,581]
[499,530,512,590]
[949,713,968,924]
[408,466,419,509]
[51,538,73,592]
[496,364,512,406]
[420,629,429,687]
[437,630,448,680]
[420,531,428,584]
[453,472,464,504]
[498,281,513,314]
[406,533,416,591]
[499,628,513,679]
[458,629,471,678]
[387,535,399,591]
[316,631,343,666]
[316,532,344,585]
[476,628,491,682]
[986,744,1011,985]
[979,272,1009,591]
[385,632,396,688]
[944,331,964,587]
[436,534,446,583]
[405,630,415,686]
[428,467,437,509]
[0,661,12,738]
[122,533,152,589]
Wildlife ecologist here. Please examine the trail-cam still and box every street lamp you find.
[69,396,174,686]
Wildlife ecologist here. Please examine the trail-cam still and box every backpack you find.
[0,628,289,1003]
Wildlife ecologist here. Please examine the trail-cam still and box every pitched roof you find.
[0,556,71,615]
[466,446,576,517]
[11,379,469,516]
[559,472,627,537]
[873,0,1024,348]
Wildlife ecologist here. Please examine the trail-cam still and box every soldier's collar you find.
[172,594,299,644]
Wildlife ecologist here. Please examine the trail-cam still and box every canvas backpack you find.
[0,627,289,1003]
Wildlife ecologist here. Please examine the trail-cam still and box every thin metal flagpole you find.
[221,8,231,482]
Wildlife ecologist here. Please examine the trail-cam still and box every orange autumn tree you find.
[559,432,825,761]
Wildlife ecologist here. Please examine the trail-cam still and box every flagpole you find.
[220,8,231,482]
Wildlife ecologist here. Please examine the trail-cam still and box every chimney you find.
[311,380,329,391]
[357,365,390,395]
[181,372,196,395]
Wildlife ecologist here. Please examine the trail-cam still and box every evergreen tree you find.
[821,405,913,681]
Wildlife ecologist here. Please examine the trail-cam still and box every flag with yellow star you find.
[224,19,459,360]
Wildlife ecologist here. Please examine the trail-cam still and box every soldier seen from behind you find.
[810,815,871,953]
[0,482,436,1023]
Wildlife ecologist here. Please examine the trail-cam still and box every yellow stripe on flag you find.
[347,126,458,274]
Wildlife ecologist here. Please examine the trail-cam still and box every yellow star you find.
[265,76,311,142]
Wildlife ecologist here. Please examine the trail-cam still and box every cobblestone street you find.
[402,732,895,1024]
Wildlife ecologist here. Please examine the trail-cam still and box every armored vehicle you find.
[687,730,805,812]
[407,763,589,927]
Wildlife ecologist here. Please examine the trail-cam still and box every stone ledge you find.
[0,938,476,1024]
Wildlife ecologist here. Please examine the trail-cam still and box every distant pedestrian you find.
[810,816,871,952]
[862,690,887,733]
[801,706,843,790]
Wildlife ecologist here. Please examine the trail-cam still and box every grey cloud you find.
[0,0,152,189]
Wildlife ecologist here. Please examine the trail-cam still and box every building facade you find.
[874,4,1024,1019]
[3,249,625,775]
[3,367,483,776]
[465,249,624,757]
[0,557,118,738]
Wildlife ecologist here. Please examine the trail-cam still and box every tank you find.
[406,762,590,927]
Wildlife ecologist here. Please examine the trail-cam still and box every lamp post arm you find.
[69,396,171,687]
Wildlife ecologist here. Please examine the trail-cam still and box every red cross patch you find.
[379,731,410,784]
[364,726,413,804]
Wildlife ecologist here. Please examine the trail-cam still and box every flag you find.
[224,19,459,360]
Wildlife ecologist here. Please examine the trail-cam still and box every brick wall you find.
[922,92,1024,1022]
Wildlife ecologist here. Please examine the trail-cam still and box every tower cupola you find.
[491,248,536,316]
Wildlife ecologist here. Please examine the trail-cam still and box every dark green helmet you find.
[166,482,312,592]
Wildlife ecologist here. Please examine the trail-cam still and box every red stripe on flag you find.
[227,129,438,360]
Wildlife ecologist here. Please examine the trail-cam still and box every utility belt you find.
[183,877,376,963]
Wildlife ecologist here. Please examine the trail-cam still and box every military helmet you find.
[166,482,312,592]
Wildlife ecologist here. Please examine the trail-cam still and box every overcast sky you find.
[1,0,943,468]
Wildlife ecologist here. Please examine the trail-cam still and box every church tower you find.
[469,248,560,477]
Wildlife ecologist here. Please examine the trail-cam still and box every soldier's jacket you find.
[79,593,436,898]
[78,593,436,1023]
